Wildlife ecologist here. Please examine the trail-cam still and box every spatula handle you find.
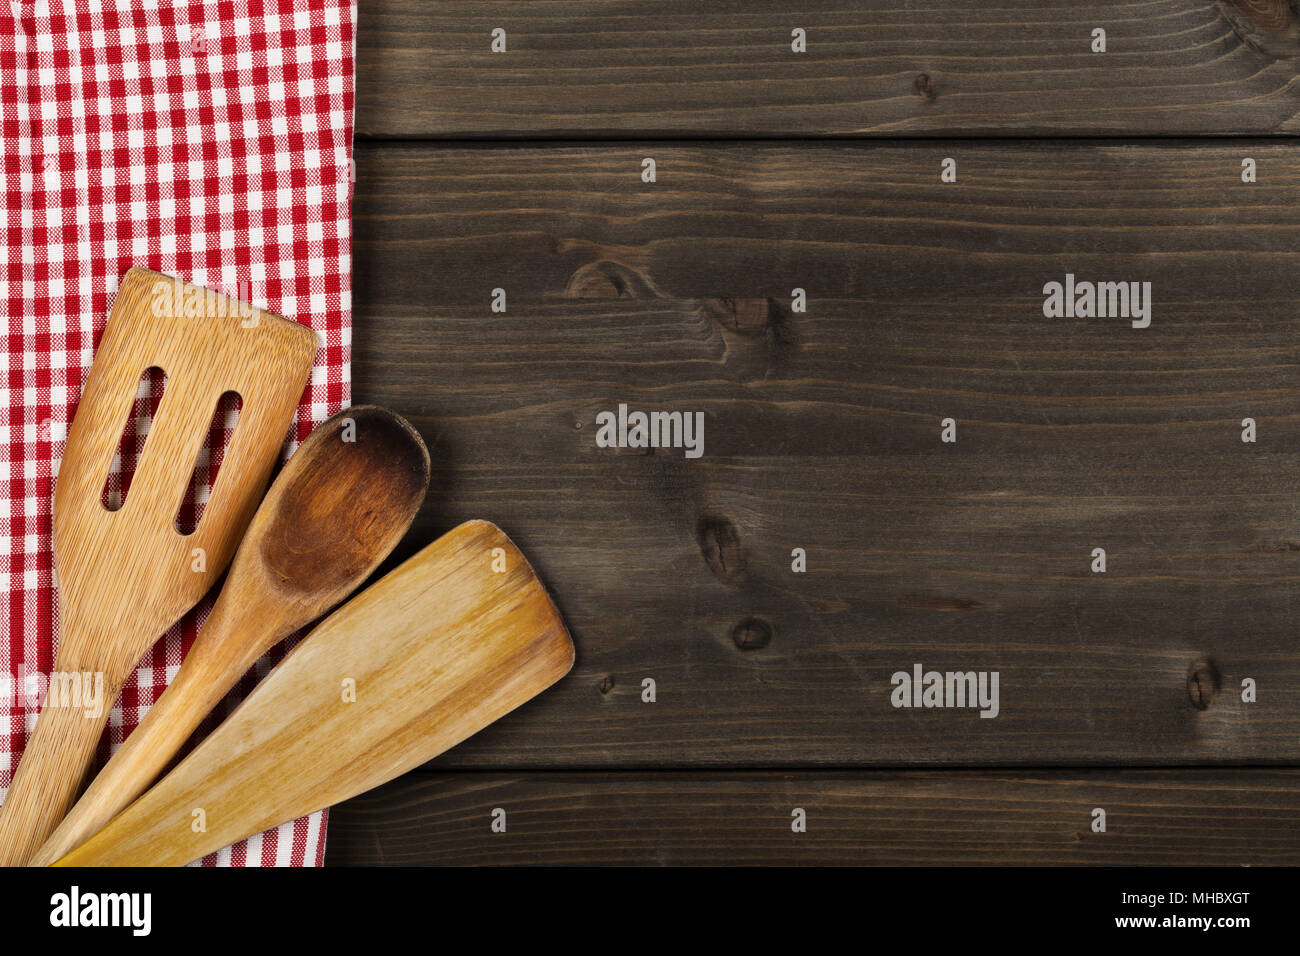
[29,642,237,866]
[0,681,118,866]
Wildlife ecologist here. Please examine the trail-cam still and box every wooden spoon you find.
[51,520,574,867]
[0,268,316,866]
[29,404,430,866]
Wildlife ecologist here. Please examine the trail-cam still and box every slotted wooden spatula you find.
[0,267,316,866]
[53,520,574,867]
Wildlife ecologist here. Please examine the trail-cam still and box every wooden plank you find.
[351,142,1300,767]
[357,1,1300,138]
[324,770,1300,865]
[353,141,1300,305]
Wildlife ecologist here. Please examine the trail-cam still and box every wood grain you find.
[325,769,1300,865]
[357,0,1300,138]
[349,142,1300,767]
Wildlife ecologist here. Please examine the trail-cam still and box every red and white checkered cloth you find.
[1,0,354,866]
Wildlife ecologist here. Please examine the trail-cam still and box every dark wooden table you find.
[326,0,1300,865]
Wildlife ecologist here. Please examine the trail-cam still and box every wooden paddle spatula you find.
[53,520,574,867]
[29,405,430,866]
[0,268,316,866]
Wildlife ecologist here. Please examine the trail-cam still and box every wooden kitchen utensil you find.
[0,267,316,866]
[30,405,430,866]
[52,520,573,867]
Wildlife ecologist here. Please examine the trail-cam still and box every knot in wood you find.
[1187,660,1221,711]
[710,297,774,336]
[697,515,746,582]
[731,617,773,651]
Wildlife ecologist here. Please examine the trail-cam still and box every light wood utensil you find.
[30,405,430,866]
[0,268,316,866]
[52,520,573,867]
